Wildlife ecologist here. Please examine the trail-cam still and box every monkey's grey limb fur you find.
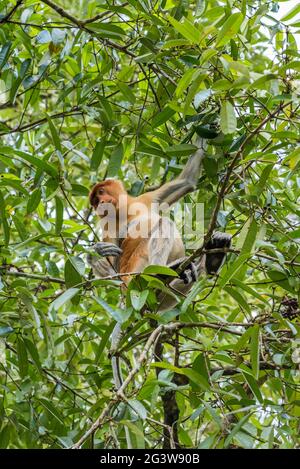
[87,253,115,277]
[94,242,123,257]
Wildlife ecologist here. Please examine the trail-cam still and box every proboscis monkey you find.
[88,141,231,312]
[88,140,231,390]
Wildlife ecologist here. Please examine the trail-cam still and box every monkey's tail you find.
[110,322,123,389]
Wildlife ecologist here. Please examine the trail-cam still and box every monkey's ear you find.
[205,232,232,275]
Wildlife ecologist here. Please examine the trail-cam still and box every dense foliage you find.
[0,0,299,449]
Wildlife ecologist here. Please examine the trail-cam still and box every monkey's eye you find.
[98,189,104,195]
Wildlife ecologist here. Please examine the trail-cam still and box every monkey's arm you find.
[87,242,122,278]
[150,144,204,206]
[157,232,232,312]
[87,254,116,277]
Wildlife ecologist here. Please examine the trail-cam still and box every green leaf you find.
[51,288,80,310]
[17,338,28,378]
[0,191,10,246]
[232,279,268,304]
[219,253,249,288]
[121,420,145,442]
[281,61,300,72]
[175,69,196,97]
[235,326,253,353]
[95,322,116,364]
[224,413,252,447]
[168,16,201,43]
[152,107,175,128]
[254,164,273,196]
[95,296,132,323]
[118,82,135,103]
[69,256,85,276]
[55,196,63,235]
[71,184,89,196]
[46,114,62,153]
[281,4,300,22]
[39,398,65,425]
[192,353,209,382]
[161,39,190,49]
[130,289,149,310]
[45,260,60,277]
[235,217,259,255]
[127,399,147,420]
[0,176,28,195]
[27,188,42,214]
[152,362,210,391]
[220,217,258,287]
[0,42,12,71]
[143,265,178,276]
[90,139,106,171]
[23,338,42,372]
[184,72,206,115]
[0,147,58,178]
[216,13,244,47]
[250,325,260,380]
[20,291,44,339]
[64,259,82,289]
[181,278,206,313]
[267,270,295,293]
[220,102,237,134]
[184,369,210,391]
[199,49,218,65]
[241,371,263,402]
[106,143,123,178]
[224,286,251,313]
[137,142,164,157]
[87,23,126,40]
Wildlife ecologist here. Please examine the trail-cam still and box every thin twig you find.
[0,0,23,24]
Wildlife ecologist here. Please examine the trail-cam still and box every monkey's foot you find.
[94,242,122,257]
[205,232,232,274]
[180,262,198,285]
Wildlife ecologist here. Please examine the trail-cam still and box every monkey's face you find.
[89,181,122,217]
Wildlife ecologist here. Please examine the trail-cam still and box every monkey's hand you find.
[168,258,198,285]
[179,262,198,285]
[205,232,232,274]
[93,242,123,257]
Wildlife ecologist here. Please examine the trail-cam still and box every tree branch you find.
[0,0,23,24]
[81,3,129,25]
[0,266,65,285]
